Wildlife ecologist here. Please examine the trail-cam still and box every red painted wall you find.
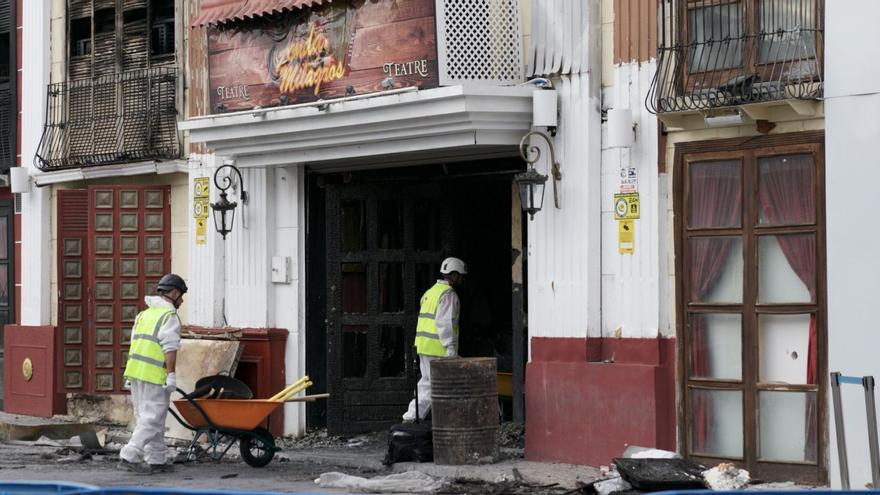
[525,337,676,466]
[3,326,65,416]
[183,327,288,436]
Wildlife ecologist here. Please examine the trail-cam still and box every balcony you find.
[0,83,11,172]
[647,0,823,121]
[36,67,180,171]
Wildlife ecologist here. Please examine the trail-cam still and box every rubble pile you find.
[278,428,385,450]
[499,422,525,450]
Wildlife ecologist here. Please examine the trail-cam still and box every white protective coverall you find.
[120,296,181,466]
[403,280,459,421]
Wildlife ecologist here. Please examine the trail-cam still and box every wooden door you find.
[676,135,826,484]
[325,182,453,434]
[58,186,171,394]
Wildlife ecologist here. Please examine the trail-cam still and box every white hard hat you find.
[440,257,468,275]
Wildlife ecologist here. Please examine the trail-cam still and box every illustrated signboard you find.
[207,0,439,113]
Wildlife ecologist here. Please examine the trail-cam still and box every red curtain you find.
[688,160,742,452]
[757,154,817,462]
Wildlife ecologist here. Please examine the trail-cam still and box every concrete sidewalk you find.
[277,445,602,490]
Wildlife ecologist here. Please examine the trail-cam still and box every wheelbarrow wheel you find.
[239,427,275,468]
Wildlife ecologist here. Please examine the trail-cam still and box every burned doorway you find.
[0,200,13,410]
[312,161,520,435]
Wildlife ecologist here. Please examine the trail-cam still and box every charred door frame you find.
[324,181,451,434]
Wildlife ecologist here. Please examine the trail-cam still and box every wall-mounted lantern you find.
[517,131,561,220]
[210,163,248,239]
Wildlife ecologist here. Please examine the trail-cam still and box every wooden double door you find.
[58,186,171,394]
[324,182,453,433]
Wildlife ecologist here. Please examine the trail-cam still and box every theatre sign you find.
[207,0,439,113]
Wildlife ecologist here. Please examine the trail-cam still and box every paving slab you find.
[278,445,601,489]
[0,411,96,441]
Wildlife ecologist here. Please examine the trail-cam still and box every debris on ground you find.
[439,478,584,495]
[621,445,681,459]
[613,458,706,491]
[316,471,447,493]
[279,428,385,450]
[592,475,633,495]
[500,422,525,449]
[703,462,750,490]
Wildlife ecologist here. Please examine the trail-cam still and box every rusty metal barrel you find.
[430,357,499,465]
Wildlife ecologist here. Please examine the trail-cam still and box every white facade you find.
[20,0,52,326]
[525,0,603,342]
[825,0,880,487]
[186,156,308,435]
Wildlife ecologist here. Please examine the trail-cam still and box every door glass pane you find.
[687,4,743,72]
[759,391,818,463]
[689,236,743,303]
[0,216,7,259]
[758,154,814,225]
[341,263,367,314]
[688,160,742,229]
[690,388,743,458]
[758,0,818,64]
[380,326,406,377]
[342,325,368,378]
[690,313,742,380]
[378,200,403,249]
[758,234,815,303]
[341,201,365,252]
[0,265,7,306]
[414,200,440,251]
[379,263,404,313]
[759,313,815,385]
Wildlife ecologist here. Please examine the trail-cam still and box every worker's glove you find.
[164,372,177,394]
[445,347,458,358]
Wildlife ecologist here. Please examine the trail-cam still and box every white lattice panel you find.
[436,0,524,86]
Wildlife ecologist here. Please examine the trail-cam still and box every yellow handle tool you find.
[268,376,309,402]
[278,381,313,402]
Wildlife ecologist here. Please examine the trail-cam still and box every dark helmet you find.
[157,273,188,295]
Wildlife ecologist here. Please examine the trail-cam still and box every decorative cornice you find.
[179,86,536,169]
[31,160,188,186]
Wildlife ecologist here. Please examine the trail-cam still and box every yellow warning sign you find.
[194,177,210,199]
[196,218,207,245]
[613,193,640,220]
[193,198,210,219]
[618,220,634,254]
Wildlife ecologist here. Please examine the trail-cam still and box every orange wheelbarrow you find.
[168,375,327,468]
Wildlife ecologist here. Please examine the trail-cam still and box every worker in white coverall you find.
[403,257,467,422]
[118,273,187,474]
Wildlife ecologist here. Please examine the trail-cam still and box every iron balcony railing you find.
[647,0,823,114]
[0,83,12,172]
[36,67,180,170]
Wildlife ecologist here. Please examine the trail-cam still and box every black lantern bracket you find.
[519,131,562,209]
[210,164,249,239]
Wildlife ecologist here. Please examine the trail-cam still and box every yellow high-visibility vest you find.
[123,307,175,385]
[415,283,459,357]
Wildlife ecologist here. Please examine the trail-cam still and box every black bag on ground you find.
[383,421,433,465]
[383,347,434,465]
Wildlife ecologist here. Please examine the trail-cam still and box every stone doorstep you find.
[0,411,97,442]
[276,447,601,490]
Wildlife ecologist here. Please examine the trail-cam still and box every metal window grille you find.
[435,0,523,86]
[647,0,824,114]
[35,67,180,170]
[0,84,11,172]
